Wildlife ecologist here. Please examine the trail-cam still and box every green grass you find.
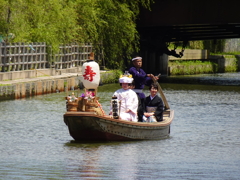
[0,84,11,86]
[100,70,122,84]
[169,60,218,75]
[210,52,240,56]
[169,60,213,66]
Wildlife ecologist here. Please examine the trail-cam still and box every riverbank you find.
[1,65,240,101]
[169,54,240,75]
[0,69,121,101]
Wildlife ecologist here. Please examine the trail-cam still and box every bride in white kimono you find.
[110,76,139,122]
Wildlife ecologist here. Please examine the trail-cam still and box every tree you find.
[74,0,152,69]
[0,0,153,69]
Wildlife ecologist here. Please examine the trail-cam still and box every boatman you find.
[128,56,159,103]
[109,75,139,122]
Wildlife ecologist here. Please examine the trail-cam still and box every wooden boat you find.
[64,109,174,141]
[63,54,174,141]
[63,82,174,141]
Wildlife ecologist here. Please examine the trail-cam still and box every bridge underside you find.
[138,23,240,42]
[137,0,240,43]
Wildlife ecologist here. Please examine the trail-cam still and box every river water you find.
[0,73,240,180]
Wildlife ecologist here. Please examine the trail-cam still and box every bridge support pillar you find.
[158,53,169,76]
[141,51,169,76]
[236,55,240,71]
[148,52,156,74]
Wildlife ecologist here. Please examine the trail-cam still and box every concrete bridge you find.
[138,0,240,42]
[135,0,240,75]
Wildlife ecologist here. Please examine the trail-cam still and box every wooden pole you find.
[152,78,170,110]
[66,80,68,97]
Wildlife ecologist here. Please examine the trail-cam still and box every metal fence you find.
[0,42,94,72]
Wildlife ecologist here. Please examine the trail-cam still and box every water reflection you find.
[165,72,240,86]
[64,140,165,179]
[0,73,240,179]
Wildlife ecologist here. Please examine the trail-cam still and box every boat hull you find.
[64,110,174,141]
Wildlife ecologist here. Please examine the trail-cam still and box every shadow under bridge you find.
[135,0,240,75]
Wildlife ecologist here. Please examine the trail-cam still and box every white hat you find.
[132,56,142,61]
[119,76,133,83]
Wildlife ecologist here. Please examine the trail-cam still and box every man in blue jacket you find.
[128,56,159,100]
[128,56,159,121]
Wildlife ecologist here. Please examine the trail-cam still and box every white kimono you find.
[112,89,138,122]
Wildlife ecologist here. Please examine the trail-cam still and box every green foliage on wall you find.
[100,70,122,84]
[169,60,218,75]
[188,40,227,54]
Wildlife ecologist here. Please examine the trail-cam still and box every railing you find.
[0,42,47,72]
[54,43,93,69]
[0,42,94,72]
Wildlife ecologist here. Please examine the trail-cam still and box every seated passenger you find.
[109,75,138,122]
[142,83,164,122]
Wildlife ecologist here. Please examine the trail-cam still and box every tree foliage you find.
[0,0,153,69]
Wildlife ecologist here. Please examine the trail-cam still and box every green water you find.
[0,73,240,179]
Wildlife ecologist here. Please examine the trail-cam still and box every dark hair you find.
[120,83,131,86]
[149,83,158,90]
[130,80,135,86]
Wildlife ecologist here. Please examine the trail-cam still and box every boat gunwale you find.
[64,110,174,127]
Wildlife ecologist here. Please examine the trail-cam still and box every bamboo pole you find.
[152,78,170,110]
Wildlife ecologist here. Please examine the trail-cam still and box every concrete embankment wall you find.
[0,67,82,81]
[0,76,78,101]
[209,55,240,72]
[0,69,118,101]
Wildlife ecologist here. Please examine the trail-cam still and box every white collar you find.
[150,95,156,100]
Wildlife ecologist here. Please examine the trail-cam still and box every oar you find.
[66,80,68,97]
[152,75,170,110]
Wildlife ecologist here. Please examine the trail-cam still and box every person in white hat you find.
[109,75,139,122]
[129,56,159,101]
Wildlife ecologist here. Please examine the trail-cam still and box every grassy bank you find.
[169,60,218,75]
[100,70,122,84]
